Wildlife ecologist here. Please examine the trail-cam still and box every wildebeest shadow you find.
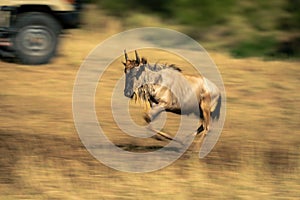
[116,144,181,153]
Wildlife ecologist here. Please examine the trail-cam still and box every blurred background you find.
[89,0,300,59]
[0,1,299,199]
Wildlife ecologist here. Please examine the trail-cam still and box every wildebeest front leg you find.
[144,105,183,144]
[143,104,165,123]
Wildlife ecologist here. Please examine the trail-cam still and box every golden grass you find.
[0,5,299,200]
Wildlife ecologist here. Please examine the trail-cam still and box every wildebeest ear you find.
[141,57,147,64]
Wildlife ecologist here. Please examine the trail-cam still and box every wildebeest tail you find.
[211,95,221,120]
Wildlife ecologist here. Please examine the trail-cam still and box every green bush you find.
[230,36,277,58]
[89,0,299,59]
[94,0,235,27]
[169,0,236,27]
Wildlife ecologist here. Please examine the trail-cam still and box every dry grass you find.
[0,5,299,200]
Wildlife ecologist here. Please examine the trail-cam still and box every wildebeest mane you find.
[145,62,182,73]
[132,84,153,110]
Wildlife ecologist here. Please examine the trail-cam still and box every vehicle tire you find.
[13,12,61,65]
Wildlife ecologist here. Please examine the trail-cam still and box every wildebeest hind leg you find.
[192,131,206,152]
[201,93,211,132]
[196,125,204,135]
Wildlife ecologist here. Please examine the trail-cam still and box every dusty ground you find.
[0,6,300,200]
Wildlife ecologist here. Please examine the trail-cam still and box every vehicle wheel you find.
[13,12,61,65]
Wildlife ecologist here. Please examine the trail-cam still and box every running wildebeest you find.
[122,50,221,143]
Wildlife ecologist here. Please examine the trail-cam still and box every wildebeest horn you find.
[124,49,128,61]
[135,50,140,64]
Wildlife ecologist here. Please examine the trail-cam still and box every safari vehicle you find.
[0,0,82,64]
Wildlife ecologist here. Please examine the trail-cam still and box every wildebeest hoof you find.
[143,115,151,123]
[196,125,204,134]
